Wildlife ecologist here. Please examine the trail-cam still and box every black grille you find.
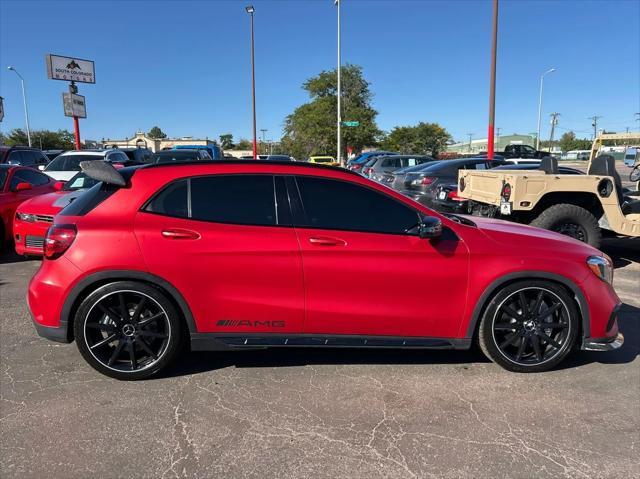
[25,236,45,249]
[35,215,54,223]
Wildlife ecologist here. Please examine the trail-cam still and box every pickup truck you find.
[457,155,640,247]
[497,144,549,159]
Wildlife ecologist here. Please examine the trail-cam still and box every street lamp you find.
[7,66,32,147]
[246,5,257,159]
[536,67,555,150]
[335,0,342,166]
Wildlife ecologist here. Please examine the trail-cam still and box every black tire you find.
[530,203,601,247]
[74,281,182,380]
[478,280,579,373]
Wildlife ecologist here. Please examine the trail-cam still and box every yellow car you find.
[308,156,339,167]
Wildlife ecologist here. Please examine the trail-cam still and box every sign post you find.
[46,54,95,150]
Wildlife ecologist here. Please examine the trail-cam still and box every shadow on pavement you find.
[0,248,38,266]
[159,303,639,379]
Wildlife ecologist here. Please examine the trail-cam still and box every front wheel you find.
[74,281,182,380]
[478,280,579,373]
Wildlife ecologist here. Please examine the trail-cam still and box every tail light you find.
[411,176,435,186]
[501,183,512,201]
[362,167,371,176]
[352,164,362,171]
[447,190,466,202]
[44,224,77,259]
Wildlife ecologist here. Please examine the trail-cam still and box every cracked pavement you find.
[1,238,638,478]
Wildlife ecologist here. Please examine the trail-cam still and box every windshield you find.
[45,155,103,172]
[63,172,101,191]
[152,151,200,163]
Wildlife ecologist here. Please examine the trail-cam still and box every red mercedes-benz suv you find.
[28,160,623,380]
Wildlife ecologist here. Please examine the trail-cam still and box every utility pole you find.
[467,133,474,153]
[260,128,267,154]
[486,0,499,160]
[245,6,258,159]
[335,0,342,166]
[589,115,602,140]
[549,112,560,151]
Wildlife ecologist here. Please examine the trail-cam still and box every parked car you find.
[116,147,154,164]
[152,149,212,164]
[361,155,434,182]
[496,144,549,159]
[0,146,50,170]
[432,164,585,213]
[0,164,56,251]
[387,161,442,189]
[14,170,105,256]
[395,158,508,206]
[29,159,622,379]
[347,150,397,172]
[43,150,65,161]
[262,155,295,161]
[308,156,338,166]
[43,150,131,181]
[173,144,224,160]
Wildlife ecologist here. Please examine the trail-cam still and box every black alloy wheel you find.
[479,280,578,372]
[75,281,182,380]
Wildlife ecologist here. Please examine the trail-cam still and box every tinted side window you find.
[295,176,419,234]
[190,175,276,226]
[144,179,188,217]
[14,169,50,186]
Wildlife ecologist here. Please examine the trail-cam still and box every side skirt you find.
[190,333,472,352]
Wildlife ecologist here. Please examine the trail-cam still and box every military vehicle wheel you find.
[530,203,601,248]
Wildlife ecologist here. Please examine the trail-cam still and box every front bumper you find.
[13,219,50,256]
[582,333,624,351]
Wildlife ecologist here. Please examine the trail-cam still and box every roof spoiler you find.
[80,160,126,186]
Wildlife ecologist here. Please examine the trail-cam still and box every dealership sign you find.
[62,93,87,118]
[46,54,95,83]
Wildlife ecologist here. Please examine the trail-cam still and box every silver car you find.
[362,155,434,182]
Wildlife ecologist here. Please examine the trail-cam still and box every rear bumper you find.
[582,333,624,351]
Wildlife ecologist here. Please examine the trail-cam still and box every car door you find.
[289,175,469,338]
[134,174,304,334]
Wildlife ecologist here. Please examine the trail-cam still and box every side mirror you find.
[53,181,65,191]
[630,165,640,183]
[38,165,46,171]
[14,182,32,192]
[419,216,442,239]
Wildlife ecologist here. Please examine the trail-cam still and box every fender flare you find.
[60,270,197,340]
[464,271,590,339]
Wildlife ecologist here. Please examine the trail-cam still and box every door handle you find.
[161,228,201,240]
[309,236,346,246]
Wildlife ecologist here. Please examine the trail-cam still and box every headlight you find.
[16,212,37,222]
[587,256,613,284]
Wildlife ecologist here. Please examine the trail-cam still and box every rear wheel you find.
[74,281,182,380]
[530,203,601,247]
[478,280,579,373]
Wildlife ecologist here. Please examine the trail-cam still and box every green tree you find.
[147,126,167,139]
[219,133,234,149]
[282,64,380,159]
[559,131,592,152]
[234,138,253,150]
[4,128,75,149]
[381,122,451,156]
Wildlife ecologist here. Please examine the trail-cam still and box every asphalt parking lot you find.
[0,234,638,479]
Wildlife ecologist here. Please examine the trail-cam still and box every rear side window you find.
[191,175,276,225]
[295,176,419,234]
[144,175,284,227]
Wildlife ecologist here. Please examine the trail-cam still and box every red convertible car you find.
[14,172,99,256]
[0,164,56,252]
[29,160,622,380]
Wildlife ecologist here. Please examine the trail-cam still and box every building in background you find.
[103,131,220,153]
[447,134,535,155]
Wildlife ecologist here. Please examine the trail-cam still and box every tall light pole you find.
[7,66,32,147]
[335,0,342,166]
[536,67,555,150]
[246,6,258,160]
[486,0,499,160]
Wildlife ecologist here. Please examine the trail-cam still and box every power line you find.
[549,113,560,146]
[588,115,602,139]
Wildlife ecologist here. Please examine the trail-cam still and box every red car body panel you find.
[13,190,69,255]
[27,162,621,348]
[0,167,55,245]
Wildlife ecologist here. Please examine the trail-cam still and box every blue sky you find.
[1,0,638,146]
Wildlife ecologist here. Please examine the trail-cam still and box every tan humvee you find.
[457,133,640,247]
